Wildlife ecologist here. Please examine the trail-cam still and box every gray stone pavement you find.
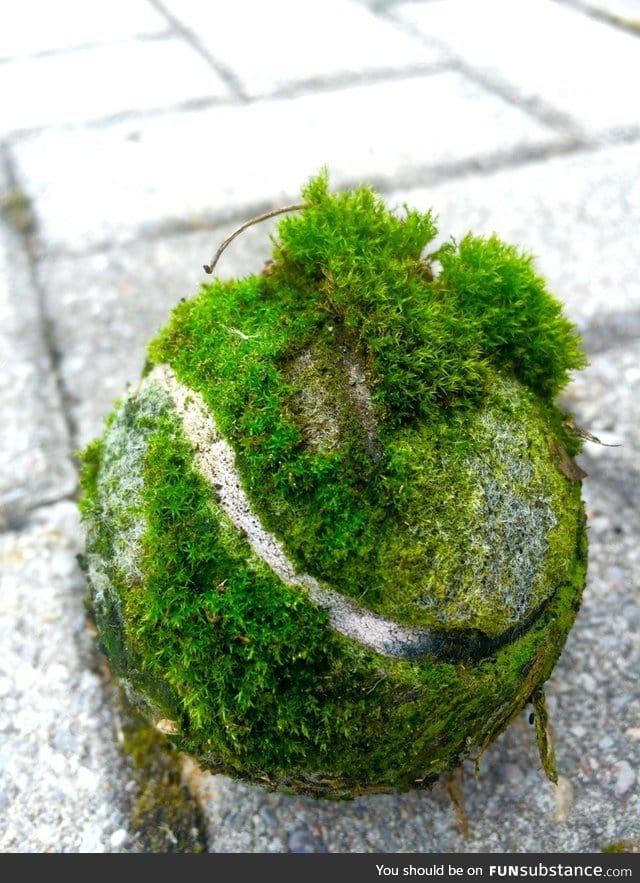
[0,0,638,855]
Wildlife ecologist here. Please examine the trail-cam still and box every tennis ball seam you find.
[149,362,435,659]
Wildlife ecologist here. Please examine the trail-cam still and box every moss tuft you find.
[434,233,587,398]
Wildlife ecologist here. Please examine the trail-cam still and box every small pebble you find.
[110,828,128,849]
[614,760,636,797]
[552,775,574,823]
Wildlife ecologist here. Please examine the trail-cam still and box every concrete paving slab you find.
[395,0,640,137]
[0,38,231,136]
[0,0,169,60]
[160,0,445,97]
[0,499,206,853]
[564,341,640,487]
[0,502,137,853]
[0,182,76,524]
[11,71,563,255]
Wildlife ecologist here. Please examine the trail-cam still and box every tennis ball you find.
[78,172,588,798]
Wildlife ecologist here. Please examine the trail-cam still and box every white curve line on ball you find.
[149,364,435,660]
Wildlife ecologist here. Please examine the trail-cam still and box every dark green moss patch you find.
[118,697,206,853]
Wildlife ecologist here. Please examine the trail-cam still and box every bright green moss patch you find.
[133,408,341,772]
[434,233,587,399]
[80,172,589,798]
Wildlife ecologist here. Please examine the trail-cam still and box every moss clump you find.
[118,699,206,853]
[79,172,588,798]
[0,188,36,234]
[601,841,640,854]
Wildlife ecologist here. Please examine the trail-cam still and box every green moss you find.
[79,389,586,796]
[78,385,187,719]
[434,232,586,399]
[79,172,589,798]
[119,699,206,853]
[368,376,583,634]
[602,841,640,854]
[80,579,206,852]
[147,179,585,631]
[0,188,36,234]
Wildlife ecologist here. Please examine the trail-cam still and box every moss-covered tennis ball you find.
[79,173,588,799]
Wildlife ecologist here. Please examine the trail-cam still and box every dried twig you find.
[203,203,308,274]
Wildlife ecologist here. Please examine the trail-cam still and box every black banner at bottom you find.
[2,851,638,882]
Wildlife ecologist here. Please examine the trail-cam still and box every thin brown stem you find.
[203,203,308,274]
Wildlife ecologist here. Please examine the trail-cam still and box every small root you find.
[442,766,469,838]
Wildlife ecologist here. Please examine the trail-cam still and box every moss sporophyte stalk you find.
[78,172,589,799]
